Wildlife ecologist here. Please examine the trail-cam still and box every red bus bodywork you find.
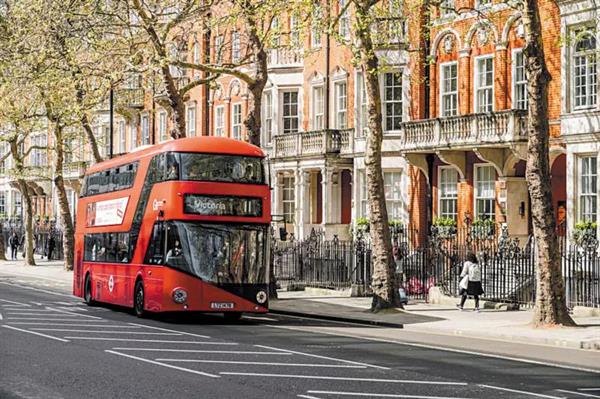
[73,137,271,315]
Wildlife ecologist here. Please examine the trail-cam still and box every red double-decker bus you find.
[73,137,271,319]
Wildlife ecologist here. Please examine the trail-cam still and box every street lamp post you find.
[109,86,114,159]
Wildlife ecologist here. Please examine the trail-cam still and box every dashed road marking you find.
[2,325,70,342]
[8,322,141,328]
[478,384,565,399]
[219,373,468,385]
[112,348,289,354]
[128,322,211,339]
[105,350,220,378]
[7,318,107,322]
[0,298,31,306]
[154,359,367,368]
[31,329,181,335]
[254,344,390,370]
[307,391,469,398]
[557,390,600,398]
[44,306,103,319]
[64,337,241,344]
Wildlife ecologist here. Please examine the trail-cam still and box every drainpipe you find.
[426,154,434,232]
[203,20,212,136]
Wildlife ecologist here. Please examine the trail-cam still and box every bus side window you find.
[165,224,186,268]
[144,222,165,265]
[165,153,180,180]
[117,233,130,263]
[105,233,117,263]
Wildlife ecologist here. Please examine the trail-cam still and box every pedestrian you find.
[457,252,484,312]
[9,232,20,260]
[46,236,56,261]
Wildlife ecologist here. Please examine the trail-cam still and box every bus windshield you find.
[179,153,264,184]
[165,222,267,285]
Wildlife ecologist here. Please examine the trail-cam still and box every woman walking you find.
[457,252,484,311]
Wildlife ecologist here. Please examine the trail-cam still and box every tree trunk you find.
[522,0,574,327]
[77,87,103,164]
[162,66,186,139]
[0,222,6,261]
[52,123,75,270]
[355,1,400,311]
[244,30,268,147]
[16,179,35,266]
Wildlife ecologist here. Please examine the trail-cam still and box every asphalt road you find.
[0,279,599,399]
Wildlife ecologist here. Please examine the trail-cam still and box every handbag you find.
[459,274,469,291]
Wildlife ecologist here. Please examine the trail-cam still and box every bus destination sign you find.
[184,194,262,217]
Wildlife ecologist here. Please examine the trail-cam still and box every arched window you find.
[573,31,597,110]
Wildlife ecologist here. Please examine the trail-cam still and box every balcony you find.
[116,88,145,109]
[371,18,408,48]
[272,129,353,159]
[267,48,303,69]
[63,161,88,179]
[154,76,190,100]
[398,110,528,152]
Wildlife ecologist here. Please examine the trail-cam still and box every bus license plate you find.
[210,302,234,309]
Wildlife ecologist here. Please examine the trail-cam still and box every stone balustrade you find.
[267,48,303,68]
[62,161,88,179]
[272,129,353,159]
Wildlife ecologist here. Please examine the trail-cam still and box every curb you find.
[268,308,405,328]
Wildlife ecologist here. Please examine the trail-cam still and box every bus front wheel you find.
[84,274,95,306]
[134,280,146,318]
[223,312,243,322]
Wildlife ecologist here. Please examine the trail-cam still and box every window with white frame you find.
[214,106,225,136]
[130,124,137,150]
[513,49,528,110]
[440,62,458,117]
[311,4,322,48]
[232,31,241,64]
[357,72,368,137]
[282,91,299,134]
[118,121,126,152]
[103,126,110,156]
[0,143,6,175]
[384,171,403,221]
[439,0,454,16]
[141,115,150,145]
[290,14,300,46]
[579,156,597,222]
[263,91,273,143]
[0,191,6,215]
[475,56,494,113]
[573,30,597,110]
[193,41,200,64]
[474,165,496,220]
[383,72,403,131]
[335,81,348,129]
[282,176,295,223]
[14,192,22,218]
[338,0,350,40]
[158,111,168,142]
[232,103,242,140]
[438,167,458,220]
[312,86,324,130]
[214,35,224,64]
[359,171,368,217]
[186,104,196,137]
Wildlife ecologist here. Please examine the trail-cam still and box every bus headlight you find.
[172,288,188,304]
[256,290,267,304]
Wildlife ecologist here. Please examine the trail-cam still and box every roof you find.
[86,136,265,174]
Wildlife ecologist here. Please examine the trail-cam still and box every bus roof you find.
[86,136,265,174]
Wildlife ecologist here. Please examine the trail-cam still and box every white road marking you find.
[219,373,467,385]
[580,389,600,392]
[128,322,211,339]
[7,318,106,322]
[155,359,367,368]
[6,313,81,316]
[8,323,141,328]
[244,316,279,321]
[112,348,289,354]
[105,350,220,378]
[44,306,102,320]
[31,329,181,335]
[0,298,31,306]
[254,344,389,370]
[298,395,323,399]
[2,325,70,343]
[307,391,468,399]
[30,302,43,306]
[479,384,565,399]
[65,337,242,344]
[556,390,600,398]
[0,282,74,298]
[0,312,3,320]
[273,326,600,375]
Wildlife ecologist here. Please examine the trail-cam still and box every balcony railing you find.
[272,129,353,158]
[62,161,88,178]
[398,110,528,151]
[116,88,145,109]
[267,48,303,69]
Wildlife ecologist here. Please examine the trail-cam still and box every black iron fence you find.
[273,224,600,309]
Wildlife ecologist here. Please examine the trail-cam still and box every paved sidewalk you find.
[274,290,600,351]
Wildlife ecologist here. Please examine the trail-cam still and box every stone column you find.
[294,169,303,239]
[321,167,332,229]
[458,49,471,115]
[297,170,311,239]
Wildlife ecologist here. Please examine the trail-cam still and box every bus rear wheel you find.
[84,274,95,306]
[134,281,146,318]
[223,312,243,322]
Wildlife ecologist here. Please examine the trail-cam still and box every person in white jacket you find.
[457,252,484,311]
